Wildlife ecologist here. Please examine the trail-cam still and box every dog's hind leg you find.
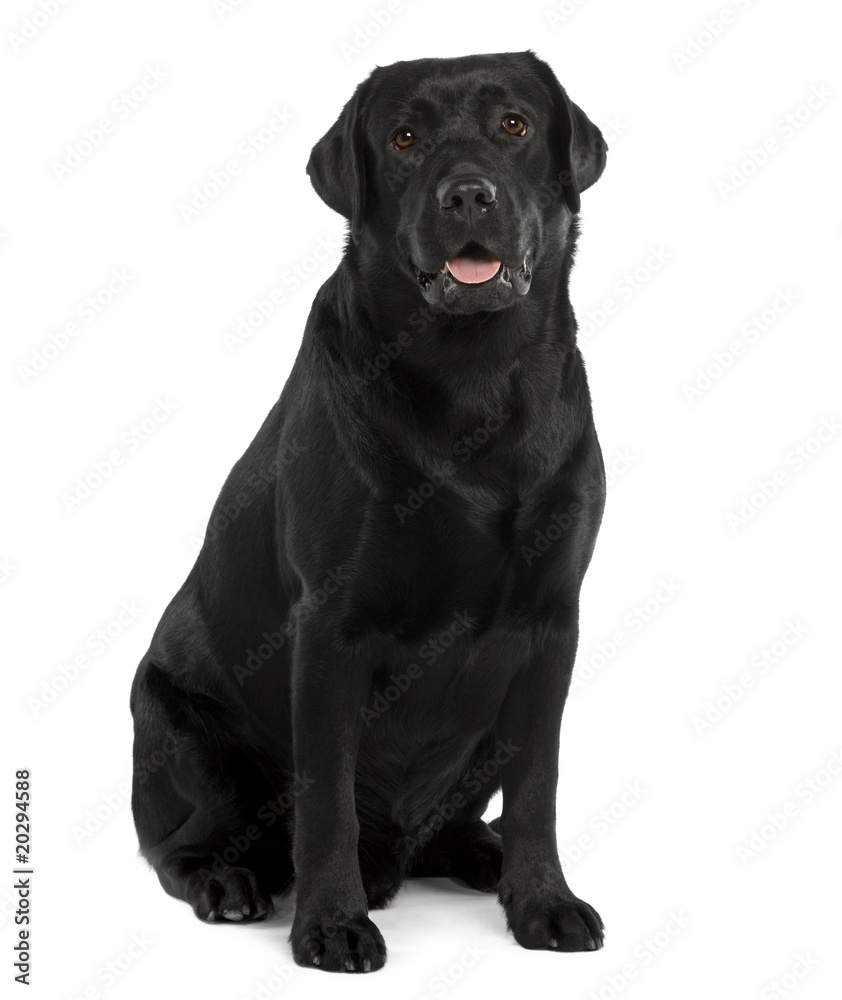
[410,819,502,892]
[409,736,504,891]
[131,662,294,922]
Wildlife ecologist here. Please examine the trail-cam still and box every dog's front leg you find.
[496,606,604,952]
[288,626,386,973]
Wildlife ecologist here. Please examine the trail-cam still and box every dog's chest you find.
[342,490,521,641]
[346,492,562,725]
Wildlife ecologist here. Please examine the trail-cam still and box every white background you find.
[2,0,841,997]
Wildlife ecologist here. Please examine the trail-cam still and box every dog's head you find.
[307,51,606,316]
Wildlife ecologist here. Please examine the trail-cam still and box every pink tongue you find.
[446,254,501,284]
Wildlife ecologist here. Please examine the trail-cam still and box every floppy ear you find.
[306,80,370,242]
[531,57,607,214]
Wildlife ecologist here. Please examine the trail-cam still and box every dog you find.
[131,50,608,973]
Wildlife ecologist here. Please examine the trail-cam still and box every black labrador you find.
[131,50,608,973]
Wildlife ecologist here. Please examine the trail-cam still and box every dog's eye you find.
[502,115,527,137]
[393,129,415,150]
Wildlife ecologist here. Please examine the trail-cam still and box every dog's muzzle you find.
[413,245,534,313]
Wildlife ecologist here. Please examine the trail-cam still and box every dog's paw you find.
[185,866,274,923]
[499,878,603,951]
[413,820,502,891]
[453,832,502,892]
[290,908,387,972]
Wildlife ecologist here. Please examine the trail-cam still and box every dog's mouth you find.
[444,243,502,285]
[413,242,533,311]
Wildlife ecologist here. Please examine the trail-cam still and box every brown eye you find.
[393,129,415,150]
[502,115,527,137]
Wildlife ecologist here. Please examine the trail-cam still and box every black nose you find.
[437,175,497,222]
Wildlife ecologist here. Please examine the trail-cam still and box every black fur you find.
[131,50,608,973]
